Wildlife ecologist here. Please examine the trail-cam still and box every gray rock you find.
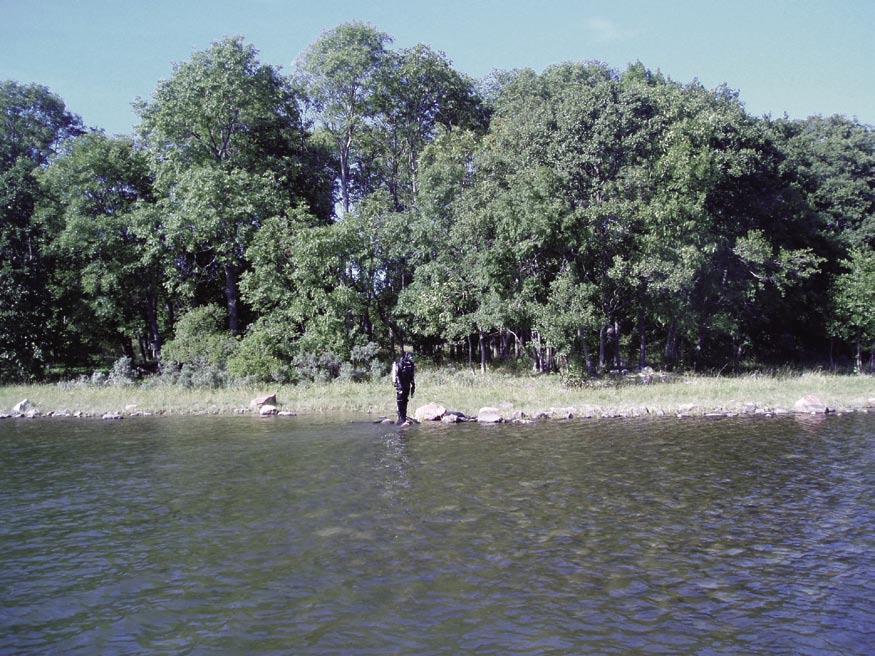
[250,393,278,408]
[102,412,123,420]
[477,407,503,423]
[0,413,11,419]
[13,399,32,414]
[277,410,296,417]
[24,409,39,418]
[441,413,461,424]
[259,404,278,416]
[793,395,828,414]
[415,402,446,421]
[381,418,395,424]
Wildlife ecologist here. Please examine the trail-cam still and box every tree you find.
[138,37,323,333]
[830,249,875,372]
[296,22,391,215]
[39,132,167,360]
[0,81,82,380]
[367,44,486,210]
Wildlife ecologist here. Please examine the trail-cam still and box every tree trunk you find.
[145,293,161,358]
[340,131,352,215]
[467,334,474,371]
[613,320,621,369]
[855,339,863,373]
[479,330,487,374]
[665,321,678,370]
[599,324,607,370]
[829,337,835,371]
[225,262,240,335]
[122,337,135,361]
[638,309,647,369]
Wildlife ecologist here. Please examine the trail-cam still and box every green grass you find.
[1,368,873,419]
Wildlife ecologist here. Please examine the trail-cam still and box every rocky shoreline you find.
[2,393,874,424]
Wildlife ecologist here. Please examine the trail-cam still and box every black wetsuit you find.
[394,356,415,422]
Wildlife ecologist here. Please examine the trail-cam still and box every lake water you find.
[1,414,873,655]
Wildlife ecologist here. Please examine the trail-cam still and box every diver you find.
[391,352,416,425]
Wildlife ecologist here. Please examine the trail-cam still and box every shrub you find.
[161,305,238,369]
[226,316,296,383]
[293,351,342,382]
[108,356,136,386]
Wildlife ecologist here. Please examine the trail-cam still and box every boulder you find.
[250,393,278,409]
[0,413,11,419]
[24,409,39,418]
[415,403,446,422]
[441,413,461,424]
[277,410,297,417]
[477,407,503,423]
[12,399,31,414]
[259,404,278,416]
[793,395,828,414]
[102,412,123,420]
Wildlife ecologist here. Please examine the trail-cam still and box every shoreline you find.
[2,371,873,423]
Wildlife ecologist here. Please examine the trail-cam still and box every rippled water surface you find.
[1,414,874,654]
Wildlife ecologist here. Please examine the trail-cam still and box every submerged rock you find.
[415,403,446,422]
[277,410,296,417]
[102,412,123,420]
[441,413,461,423]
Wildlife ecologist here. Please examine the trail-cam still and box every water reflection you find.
[1,414,873,654]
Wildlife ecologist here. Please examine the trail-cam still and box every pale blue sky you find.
[2,0,873,135]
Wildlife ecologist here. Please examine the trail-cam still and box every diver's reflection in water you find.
[379,428,413,500]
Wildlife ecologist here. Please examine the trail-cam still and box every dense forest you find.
[1,23,873,384]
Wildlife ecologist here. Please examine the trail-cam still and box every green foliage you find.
[3,27,873,379]
[161,305,238,368]
[830,249,875,370]
[0,81,82,381]
[226,315,296,383]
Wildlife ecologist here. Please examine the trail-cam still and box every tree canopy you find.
[1,25,872,382]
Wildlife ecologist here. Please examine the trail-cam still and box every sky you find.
[2,0,873,135]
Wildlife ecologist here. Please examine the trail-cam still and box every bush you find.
[108,356,136,386]
[560,360,590,388]
[293,351,342,382]
[177,358,227,389]
[161,305,238,369]
[226,316,296,383]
